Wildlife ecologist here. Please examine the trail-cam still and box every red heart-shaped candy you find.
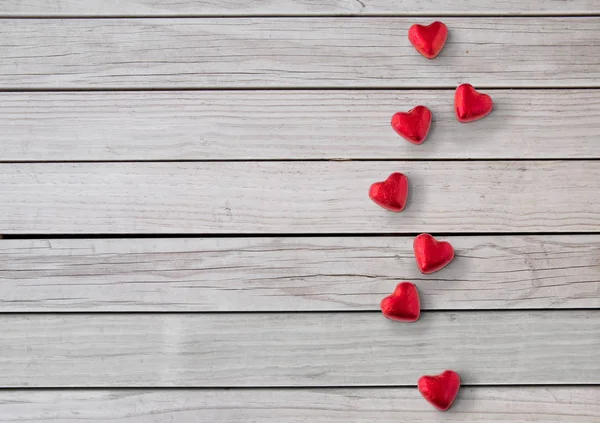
[455,84,493,122]
[418,370,461,411]
[369,172,409,212]
[391,106,432,145]
[413,234,454,274]
[408,21,448,59]
[380,282,420,322]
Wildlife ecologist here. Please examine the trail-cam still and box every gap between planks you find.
[2,86,600,91]
[2,159,600,164]
[5,231,600,238]
[3,13,600,18]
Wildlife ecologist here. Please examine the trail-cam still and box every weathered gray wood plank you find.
[2,90,600,160]
[1,161,599,234]
[0,311,597,387]
[1,18,598,88]
[2,0,600,16]
[0,387,597,422]
[1,236,598,311]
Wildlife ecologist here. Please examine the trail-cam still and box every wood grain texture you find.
[3,90,600,160]
[1,161,600,234]
[1,236,599,311]
[1,18,599,89]
[2,0,600,16]
[0,387,597,422]
[0,311,597,387]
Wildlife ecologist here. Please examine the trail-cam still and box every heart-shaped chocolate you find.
[380,282,420,322]
[408,21,448,59]
[455,84,493,122]
[391,106,432,145]
[413,234,454,274]
[418,370,461,411]
[369,172,409,212]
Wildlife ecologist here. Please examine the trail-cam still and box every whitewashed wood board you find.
[0,311,597,387]
[1,236,598,311]
[0,387,597,422]
[1,18,599,88]
[2,90,600,160]
[1,161,599,234]
[3,0,600,16]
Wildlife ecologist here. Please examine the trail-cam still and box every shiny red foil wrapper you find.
[391,106,432,145]
[380,282,420,322]
[455,83,493,122]
[408,21,448,59]
[413,233,455,274]
[418,370,461,411]
[369,172,409,212]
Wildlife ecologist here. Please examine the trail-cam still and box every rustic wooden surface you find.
[2,90,600,161]
[1,161,599,234]
[1,18,599,89]
[0,311,597,387]
[0,0,598,421]
[3,0,600,16]
[0,236,598,311]
[0,387,597,422]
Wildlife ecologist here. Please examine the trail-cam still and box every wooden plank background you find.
[1,161,599,234]
[2,0,600,16]
[0,236,598,311]
[2,90,600,161]
[1,18,599,89]
[0,387,597,422]
[0,0,598,421]
[0,311,597,387]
